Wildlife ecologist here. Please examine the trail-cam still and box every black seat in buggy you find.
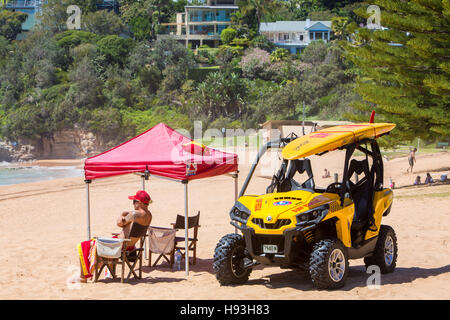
[347,159,373,231]
[278,159,315,192]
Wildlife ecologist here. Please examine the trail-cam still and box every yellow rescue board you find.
[282,123,395,160]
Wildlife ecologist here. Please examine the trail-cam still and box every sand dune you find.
[0,151,449,299]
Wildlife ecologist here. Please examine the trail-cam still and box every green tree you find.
[331,16,352,40]
[82,10,126,35]
[0,10,27,40]
[300,40,328,65]
[97,35,134,66]
[342,0,450,141]
[192,71,247,121]
[238,0,276,34]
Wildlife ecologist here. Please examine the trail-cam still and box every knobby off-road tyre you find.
[309,238,349,290]
[213,233,252,285]
[364,225,398,274]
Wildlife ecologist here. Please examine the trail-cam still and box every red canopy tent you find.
[83,123,239,275]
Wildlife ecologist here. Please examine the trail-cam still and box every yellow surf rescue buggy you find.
[213,123,398,289]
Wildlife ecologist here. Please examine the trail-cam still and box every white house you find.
[259,19,332,54]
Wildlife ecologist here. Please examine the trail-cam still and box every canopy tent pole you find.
[182,180,189,276]
[85,179,92,240]
[141,167,150,191]
[232,172,239,234]
[141,168,149,259]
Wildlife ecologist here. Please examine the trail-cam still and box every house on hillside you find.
[259,19,332,54]
[158,0,238,48]
[4,0,43,37]
[5,0,119,39]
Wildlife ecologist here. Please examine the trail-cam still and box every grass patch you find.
[395,191,450,200]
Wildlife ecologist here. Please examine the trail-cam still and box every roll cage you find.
[239,137,384,230]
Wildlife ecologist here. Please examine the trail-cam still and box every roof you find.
[185,5,238,9]
[260,20,332,33]
[84,123,238,181]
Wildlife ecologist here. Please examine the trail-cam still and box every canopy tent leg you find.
[141,168,149,260]
[233,172,239,234]
[183,181,189,276]
[85,180,92,240]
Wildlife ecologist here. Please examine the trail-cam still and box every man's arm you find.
[117,211,133,227]
[117,211,142,227]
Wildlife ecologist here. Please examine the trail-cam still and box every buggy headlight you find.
[230,202,251,223]
[296,205,329,225]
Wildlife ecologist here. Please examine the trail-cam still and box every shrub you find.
[97,35,134,66]
[188,66,220,82]
[250,35,275,52]
[220,28,237,45]
[240,48,273,80]
[270,48,290,62]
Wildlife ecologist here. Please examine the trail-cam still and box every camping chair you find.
[94,222,147,283]
[147,226,177,267]
[170,211,200,266]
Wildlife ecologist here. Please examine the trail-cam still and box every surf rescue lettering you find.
[295,140,310,150]
[255,198,262,211]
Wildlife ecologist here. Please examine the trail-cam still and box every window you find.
[279,33,289,41]
[300,35,304,41]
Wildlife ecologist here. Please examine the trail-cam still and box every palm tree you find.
[238,0,276,34]
[331,17,350,41]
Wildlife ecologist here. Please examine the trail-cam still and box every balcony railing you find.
[97,0,118,7]
[6,0,41,9]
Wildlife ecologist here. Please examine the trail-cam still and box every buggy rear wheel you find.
[364,225,398,274]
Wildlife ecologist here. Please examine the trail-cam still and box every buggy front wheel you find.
[213,233,252,285]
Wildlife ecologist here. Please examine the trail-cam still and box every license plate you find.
[263,244,278,253]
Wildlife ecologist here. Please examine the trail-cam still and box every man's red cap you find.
[128,190,151,204]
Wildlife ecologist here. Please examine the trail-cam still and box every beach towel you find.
[77,239,96,279]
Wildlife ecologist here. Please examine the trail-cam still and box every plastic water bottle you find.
[174,249,182,271]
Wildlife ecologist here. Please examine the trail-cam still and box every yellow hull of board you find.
[282,123,396,160]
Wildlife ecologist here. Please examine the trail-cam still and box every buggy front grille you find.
[252,218,291,229]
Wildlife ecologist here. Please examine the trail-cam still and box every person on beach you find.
[414,176,421,185]
[406,147,417,173]
[389,177,395,189]
[77,190,152,283]
[322,168,330,178]
[425,173,434,184]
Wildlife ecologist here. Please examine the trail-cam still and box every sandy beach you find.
[0,151,449,300]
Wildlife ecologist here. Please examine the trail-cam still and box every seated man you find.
[117,190,153,247]
[76,190,152,283]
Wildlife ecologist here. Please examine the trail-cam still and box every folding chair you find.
[147,226,176,267]
[94,222,147,283]
[171,211,200,266]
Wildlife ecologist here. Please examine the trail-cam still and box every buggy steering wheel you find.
[326,182,343,194]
